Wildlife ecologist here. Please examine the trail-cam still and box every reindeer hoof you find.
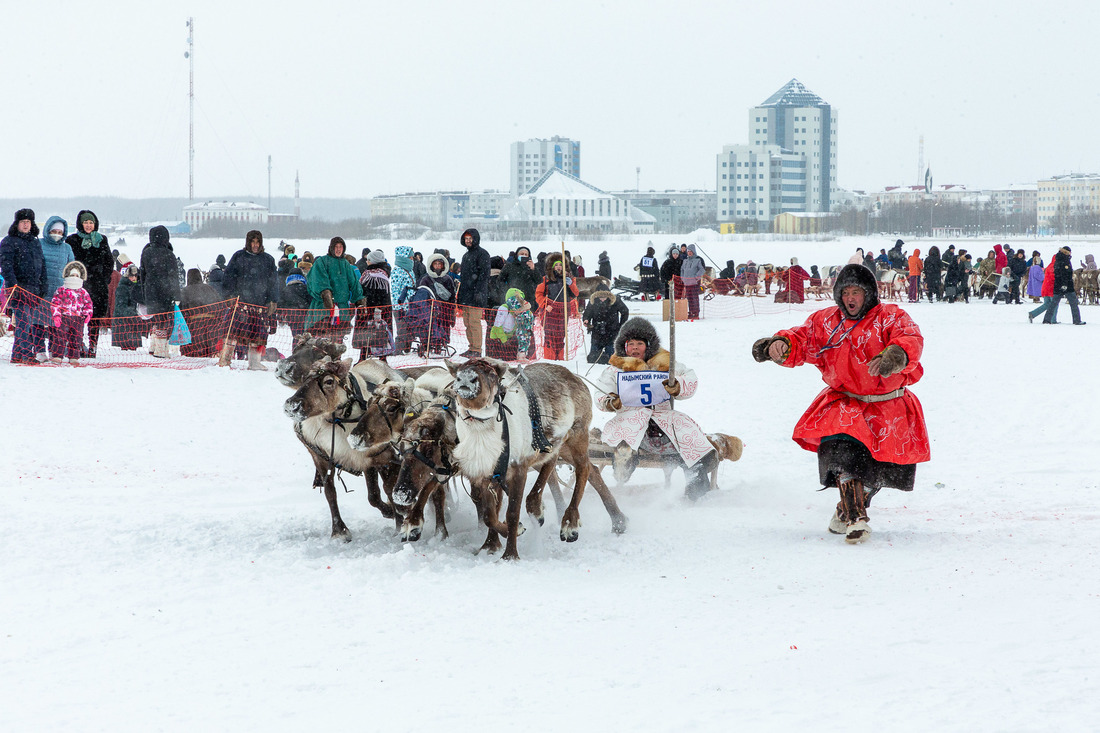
[392,488,416,507]
[501,551,520,561]
[611,515,629,535]
[332,527,352,542]
[560,526,579,543]
[401,524,422,543]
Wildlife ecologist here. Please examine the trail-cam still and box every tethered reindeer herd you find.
[278,332,742,561]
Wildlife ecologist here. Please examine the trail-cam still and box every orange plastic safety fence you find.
[0,288,587,368]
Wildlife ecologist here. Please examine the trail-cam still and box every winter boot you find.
[86,327,99,359]
[837,474,870,544]
[247,346,266,371]
[683,451,718,501]
[217,338,237,367]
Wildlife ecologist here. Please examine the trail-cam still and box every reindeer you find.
[393,360,628,560]
[344,367,454,538]
[283,357,405,539]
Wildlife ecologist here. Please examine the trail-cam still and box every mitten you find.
[266,301,277,316]
[607,392,623,411]
[53,316,61,329]
[321,290,335,309]
[566,277,573,285]
[751,336,788,363]
[869,344,908,377]
[663,378,681,397]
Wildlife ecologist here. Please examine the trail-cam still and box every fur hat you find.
[613,317,661,361]
[832,264,879,321]
[328,237,346,256]
[63,261,88,280]
[545,251,565,277]
[246,230,263,249]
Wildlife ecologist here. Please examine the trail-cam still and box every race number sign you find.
[617,370,671,408]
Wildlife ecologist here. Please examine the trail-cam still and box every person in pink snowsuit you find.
[50,261,94,363]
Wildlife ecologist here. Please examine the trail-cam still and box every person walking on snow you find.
[751,264,930,544]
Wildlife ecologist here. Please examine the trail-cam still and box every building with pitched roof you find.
[499,168,655,234]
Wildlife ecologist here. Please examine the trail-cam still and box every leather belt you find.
[841,387,906,403]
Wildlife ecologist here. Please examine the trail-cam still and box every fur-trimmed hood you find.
[425,252,450,278]
[613,316,661,360]
[62,260,88,280]
[832,263,879,320]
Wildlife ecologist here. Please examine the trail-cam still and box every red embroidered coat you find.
[776,303,930,464]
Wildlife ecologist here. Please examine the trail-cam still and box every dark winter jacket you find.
[597,251,612,280]
[1,235,47,298]
[923,247,943,282]
[719,260,737,279]
[223,247,279,307]
[582,288,629,347]
[1008,253,1029,282]
[279,269,311,311]
[180,268,222,311]
[1,214,48,298]
[659,252,681,296]
[456,228,491,307]
[138,226,182,315]
[113,276,140,319]
[499,256,540,308]
[888,246,906,270]
[1053,249,1075,295]
[411,253,427,283]
[65,210,114,319]
[39,215,75,298]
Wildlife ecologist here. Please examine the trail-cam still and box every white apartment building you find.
[718,144,806,221]
[510,136,580,196]
[183,201,268,231]
[718,79,837,225]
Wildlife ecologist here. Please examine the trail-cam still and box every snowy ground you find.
[3,235,1099,731]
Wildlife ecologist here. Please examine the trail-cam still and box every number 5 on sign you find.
[617,371,671,408]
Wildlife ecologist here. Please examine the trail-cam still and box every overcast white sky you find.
[5,0,1098,200]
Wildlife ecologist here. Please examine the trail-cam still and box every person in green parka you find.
[305,236,364,337]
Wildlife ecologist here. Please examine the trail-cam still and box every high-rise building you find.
[717,79,837,224]
[510,136,580,196]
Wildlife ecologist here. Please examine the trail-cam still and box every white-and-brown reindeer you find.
[283,357,407,539]
[394,359,627,560]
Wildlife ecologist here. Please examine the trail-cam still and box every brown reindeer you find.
[394,359,627,560]
[283,357,401,539]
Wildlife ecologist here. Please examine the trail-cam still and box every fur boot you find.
[217,338,236,367]
[837,475,870,543]
[247,346,266,371]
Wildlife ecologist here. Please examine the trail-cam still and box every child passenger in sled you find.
[751,264,930,544]
[596,317,717,500]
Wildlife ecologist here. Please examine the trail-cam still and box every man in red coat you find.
[752,263,930,543]
[775,257,812,303]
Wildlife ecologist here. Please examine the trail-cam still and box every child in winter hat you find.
[51,261,94,363]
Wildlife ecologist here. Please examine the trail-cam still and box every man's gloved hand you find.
[751,336,789,363]
[321,290,335,309]
[266,301,277,317]
[565,277,573,285]
[663,378,680,397]
[868,344,908,378]
[607,392,623,411]
[52,316,61,329]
